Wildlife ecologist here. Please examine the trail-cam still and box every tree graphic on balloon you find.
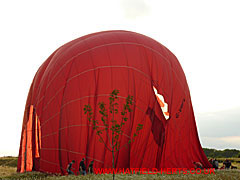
[84,89,143,180]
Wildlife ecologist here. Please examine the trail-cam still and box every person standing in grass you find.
[223,159,231,169]
[66,160,75,175]
[213,159,219,169]
[79,158,86,175]
[88,160,94,174]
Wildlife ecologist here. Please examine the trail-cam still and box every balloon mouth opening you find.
[153,86,169,120]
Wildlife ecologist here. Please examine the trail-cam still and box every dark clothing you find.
[89,164,93,168]
[212,159,218,169]
[88,162,94,174]
[67,170,74,175]
[67,162,74,175]
[223,160,231,169]
[79,161,86,171]
[67,162,73,170]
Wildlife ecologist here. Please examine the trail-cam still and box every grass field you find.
[1,157,240,180]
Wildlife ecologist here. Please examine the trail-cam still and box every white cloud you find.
[120,0,151,19]
[200,136,240,150]
[197,107,240,149]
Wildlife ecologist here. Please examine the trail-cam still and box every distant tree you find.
[203,148,240,158]
[84,89,143,180]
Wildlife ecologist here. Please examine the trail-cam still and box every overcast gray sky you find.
[0,0,240,156]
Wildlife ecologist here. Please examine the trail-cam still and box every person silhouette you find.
[88,160,94,174]
[66,160,75,175]
[79,158,86,175]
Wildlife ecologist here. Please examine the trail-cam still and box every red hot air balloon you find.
[17,30,211,174]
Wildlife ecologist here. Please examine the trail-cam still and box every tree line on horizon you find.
[203,148,240,158]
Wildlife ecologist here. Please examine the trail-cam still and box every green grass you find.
[1,157,240,179]
[0,156,18,168]
[1,170,240,180]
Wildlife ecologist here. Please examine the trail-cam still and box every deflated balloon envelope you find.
[17,30,212,174]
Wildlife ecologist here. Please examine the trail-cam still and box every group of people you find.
[209,158,219,169]
[222,159,237,169]
[222,159,231,169]
[194,159,238,170]
[67,157,237,175]
[66,158,94,175]
[209,158,237,169]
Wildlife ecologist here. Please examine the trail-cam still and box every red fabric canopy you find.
[17,30,211,174]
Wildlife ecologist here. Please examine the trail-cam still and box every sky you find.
[0,0,240,156]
